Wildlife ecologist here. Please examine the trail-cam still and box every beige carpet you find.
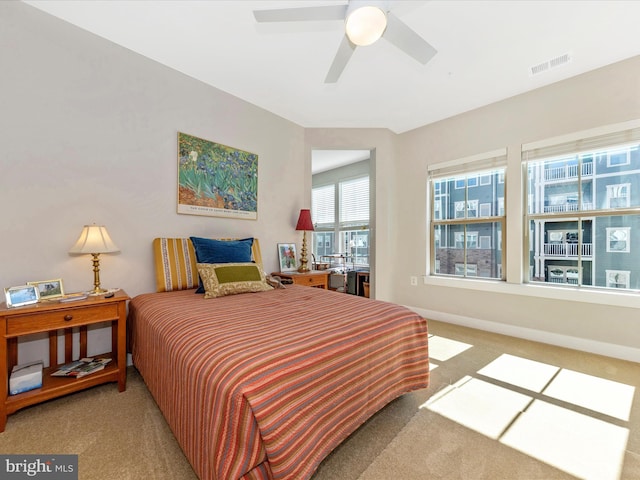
[2,320,639,480]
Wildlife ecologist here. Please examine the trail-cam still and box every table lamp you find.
[295,209,314,273]
[69,224,120,294]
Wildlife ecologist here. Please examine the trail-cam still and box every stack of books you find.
[51,358,111,378]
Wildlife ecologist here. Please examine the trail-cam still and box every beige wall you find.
[1,2,305,364]
[395,56,640,360]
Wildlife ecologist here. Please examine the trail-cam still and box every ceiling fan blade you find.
[382,12,437,65]
[324,35,357,83]
[254,4,348,23]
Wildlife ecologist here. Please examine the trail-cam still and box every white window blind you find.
[522,124,640,162]
[428,148,507,178]
[311,184,335,227]
[339,176,369,227]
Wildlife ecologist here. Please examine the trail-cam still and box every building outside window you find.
[523,126,640,290]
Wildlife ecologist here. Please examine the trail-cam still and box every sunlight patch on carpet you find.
[501,400,628,480]
[422,376,532,439]
[478,353,559,392]
[422,350,635,480]
[542,369,635,421]
[427,335,473,362]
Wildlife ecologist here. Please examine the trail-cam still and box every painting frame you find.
[277,243,298,272]
[28,278,65,300]
[177,132,258,220]
[4,285,40,308]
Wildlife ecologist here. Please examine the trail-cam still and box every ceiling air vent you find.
[530,52,572,76]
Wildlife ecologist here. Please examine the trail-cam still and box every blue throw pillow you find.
[190,237,254,293]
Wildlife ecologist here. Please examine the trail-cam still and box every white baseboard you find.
[407,306,640,364]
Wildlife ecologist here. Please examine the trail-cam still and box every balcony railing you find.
[543,202,593,213]
[548,277,579,285]
[544,162,593,181]
[543,243,592,257]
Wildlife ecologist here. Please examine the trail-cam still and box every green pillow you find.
[197,263,273,299]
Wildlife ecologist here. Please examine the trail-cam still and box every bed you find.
[128,237,429,480]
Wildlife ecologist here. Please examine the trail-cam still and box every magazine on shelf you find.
[51,357,112,378]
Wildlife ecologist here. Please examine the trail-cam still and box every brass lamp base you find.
[88,287,109,295]
[89,253,108,294]
[298,230,311,272]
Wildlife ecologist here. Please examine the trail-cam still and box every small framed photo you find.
[27,278,64,300]
[277,243,298,272]
[4,285,40,308]
[28,278,65,301]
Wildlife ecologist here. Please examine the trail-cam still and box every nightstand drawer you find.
[6,304,119,336]
[299,276,324,287]
[271,271,329,289]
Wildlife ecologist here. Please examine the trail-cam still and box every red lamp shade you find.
[295,209,314,231]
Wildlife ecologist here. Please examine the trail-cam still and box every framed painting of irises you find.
[177,132,258,220]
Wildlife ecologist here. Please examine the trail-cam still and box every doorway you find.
[311,149,375,297]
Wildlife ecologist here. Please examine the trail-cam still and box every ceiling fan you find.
[253,0,437,83]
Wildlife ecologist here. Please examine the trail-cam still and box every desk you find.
[347,271,370,296]
[0,290,129,432]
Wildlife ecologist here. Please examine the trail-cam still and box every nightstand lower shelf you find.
[5,355,119,415]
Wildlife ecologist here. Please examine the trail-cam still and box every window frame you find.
[424,121,640,305]
[523,124,640,291]
[428,149,507,281]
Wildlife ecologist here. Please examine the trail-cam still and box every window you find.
[455,200,478,218]
[479,236,491,249]
[429,150,506,280]
[311,184,335,228]
[433,199,442,220]
[523,125,640,290]
[455,263,477,276]
[339,177,369,227]
[607,147,631,167]
[467,200,478,218]
[606,227,630,253]
[479,203,492,217]
[606,183,630,208]
[454,231,478,249]
[606,270,630,289]
[312,176,369,267]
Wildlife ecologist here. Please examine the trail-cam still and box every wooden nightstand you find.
[0,290,129,432]
[272,271,329,289]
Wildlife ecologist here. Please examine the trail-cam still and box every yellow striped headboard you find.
[153,237,263,293]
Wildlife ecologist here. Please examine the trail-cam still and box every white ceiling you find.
[312,149,370,174]
[24,0,640,136]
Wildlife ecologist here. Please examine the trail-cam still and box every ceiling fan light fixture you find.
[345,5,387,46]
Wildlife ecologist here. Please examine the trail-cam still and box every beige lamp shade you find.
[69,225,120,255]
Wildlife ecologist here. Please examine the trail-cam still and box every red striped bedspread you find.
[128,285,429,480]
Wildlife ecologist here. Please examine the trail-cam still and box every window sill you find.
[422,275,640,308]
